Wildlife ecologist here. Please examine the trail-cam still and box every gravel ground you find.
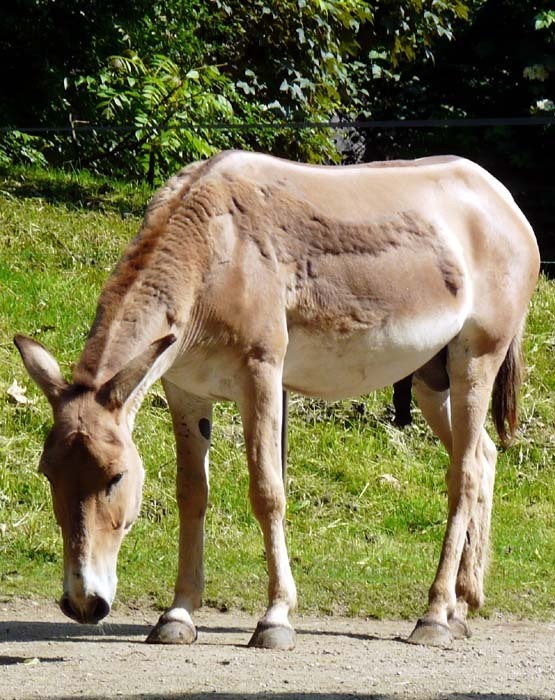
[1,599,554,700]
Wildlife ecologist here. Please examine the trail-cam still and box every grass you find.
[1,166,554,622]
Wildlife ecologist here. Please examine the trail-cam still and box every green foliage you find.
[535,9,555,31]
[363,0,473,70]
[1,167,554,620]
[0,131,48,169]
[0,0,476,180]
[209,0,372,115]
[75,52,234,182]
[527,9,555,114]
[67,0,379,175]
[0,0,152,125]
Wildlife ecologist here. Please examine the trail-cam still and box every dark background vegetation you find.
[0,0,553,259]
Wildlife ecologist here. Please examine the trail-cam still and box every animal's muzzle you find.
[60,593,110,624]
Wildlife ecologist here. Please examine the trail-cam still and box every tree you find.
[0,0,475,181]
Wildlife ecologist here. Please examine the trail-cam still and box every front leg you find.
[239,358,297,650]
[147,381,212,644]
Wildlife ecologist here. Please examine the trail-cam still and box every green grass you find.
[1,166,554,622]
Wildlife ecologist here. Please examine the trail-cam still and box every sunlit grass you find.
[1,167,554,621]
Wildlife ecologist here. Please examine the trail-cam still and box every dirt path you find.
[1,599,553,700]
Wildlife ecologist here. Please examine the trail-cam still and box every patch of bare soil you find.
[1,599,553,700]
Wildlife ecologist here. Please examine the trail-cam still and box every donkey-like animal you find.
[15,151,539,649]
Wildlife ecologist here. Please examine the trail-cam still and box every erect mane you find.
[73,160,214,388]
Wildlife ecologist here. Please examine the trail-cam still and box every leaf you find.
[535,10,555,30]
[379,474,401,490]
[7,380,33,405]
[523,64,549,82]
[237,80,255,95]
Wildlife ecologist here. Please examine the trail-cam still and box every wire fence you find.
[2,116,553,266]
[2,115,554,133]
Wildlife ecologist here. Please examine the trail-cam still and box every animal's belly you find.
[283,313,463,400]
[165,307,465,402]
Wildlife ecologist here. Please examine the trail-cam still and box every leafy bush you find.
[0,131,49,169]
[0,1,476,182]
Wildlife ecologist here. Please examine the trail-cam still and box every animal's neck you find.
[74,302,176,389]
[72,168,217,390]
[72,236,206,391]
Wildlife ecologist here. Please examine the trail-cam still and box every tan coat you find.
[16,151,540,648]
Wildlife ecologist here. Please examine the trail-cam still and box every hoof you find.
[146,618,197,645]
[407,618,453,647]
[449,616,472,640]
[248,622,296,650]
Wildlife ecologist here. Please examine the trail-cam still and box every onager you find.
[15,151,540,649]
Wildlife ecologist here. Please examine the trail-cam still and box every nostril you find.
[60,594,79,622]
[60,593,110,624]
[90,595,110,623]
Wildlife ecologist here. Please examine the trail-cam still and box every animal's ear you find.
[97,334,177,411]
[13,334,68,407]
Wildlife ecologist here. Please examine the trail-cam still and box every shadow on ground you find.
[34,693,548,700]
[1,618,398,645]
[0,619,150,643]
[0,169,149,217]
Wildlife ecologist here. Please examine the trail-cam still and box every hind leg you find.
[451,428,496,638]
[409,340,507,647]
[413,378,462,641]
[414,375,497,640]
[413,387,497,642]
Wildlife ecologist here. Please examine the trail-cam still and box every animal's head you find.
[14,334,175,624]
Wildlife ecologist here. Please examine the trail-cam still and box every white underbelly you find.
[164,309,465,402]
[283,312,463,400]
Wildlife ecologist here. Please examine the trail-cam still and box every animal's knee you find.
[462,466,482,503]
[447,461,482,506]
[177,471,209,517]
[249,474,285,521]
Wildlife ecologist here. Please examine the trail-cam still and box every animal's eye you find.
[106,472,123,495]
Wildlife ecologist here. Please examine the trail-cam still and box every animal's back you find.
[79,150,539,400]
[203,150,538,309]
[194,152,539,400]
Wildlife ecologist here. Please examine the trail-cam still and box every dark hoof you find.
[146,618,197,645]
[407,618,453,647]
[248,622,296,650]
[449,616,472,640]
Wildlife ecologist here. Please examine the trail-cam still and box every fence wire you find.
[2,116,553,266]
[1,116,554,134]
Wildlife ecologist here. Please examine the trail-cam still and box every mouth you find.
[59,593,110,624]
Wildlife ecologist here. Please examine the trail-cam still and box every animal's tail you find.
[492,323,525,447]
